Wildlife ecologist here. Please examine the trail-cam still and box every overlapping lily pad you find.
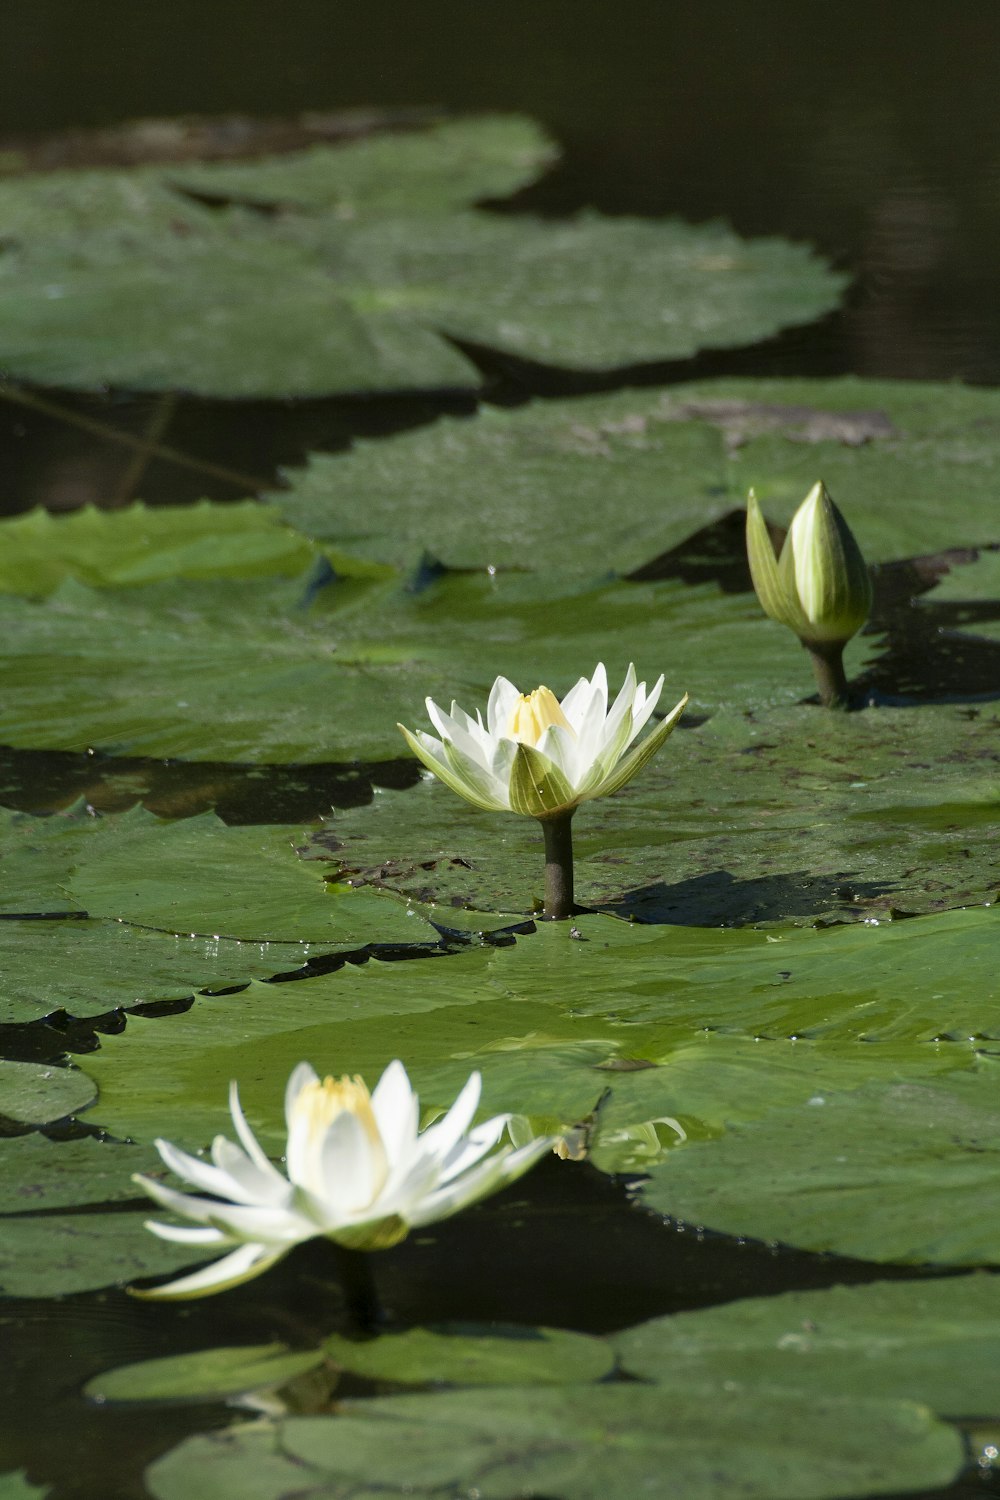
[0,1060,96,1126]
[638,1059,1000,1264]
[0,1136,154,1211]
[0,1209,207,1299]
[84,1344,327,1407]
[144,1383,961,1500]
[0,118,842,397]
[275,377,1000,572]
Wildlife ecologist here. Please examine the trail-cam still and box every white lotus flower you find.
[132,1061,552,1299]
[398,663,688,820]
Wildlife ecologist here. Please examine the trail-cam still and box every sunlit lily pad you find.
[0,1209,207,1298]
[0,120,841,397]
[275,377,1000,572]
[144,1383,961,1500]
[0,1060,96,1126]
[615,1273,1000,1415]
[0,1136,154,1211]
[638,1058,1000,1264]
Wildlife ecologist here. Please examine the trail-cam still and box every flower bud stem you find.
[804,639,850,709]
[332,1245,381,1333]
[540,809,576,920]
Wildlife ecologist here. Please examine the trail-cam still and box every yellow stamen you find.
[298,1075,383,1155]
[507,686,573,747]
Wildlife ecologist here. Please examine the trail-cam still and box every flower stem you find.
[803,639,850,709]
[332,1245,381,1333]
[540,810,576,920]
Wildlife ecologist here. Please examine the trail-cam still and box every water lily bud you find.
[747,482,872,645]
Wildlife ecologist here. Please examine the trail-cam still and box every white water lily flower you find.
[399,663,688,820]
[132,1061,553,1299]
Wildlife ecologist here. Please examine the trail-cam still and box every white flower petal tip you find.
[131,1061,554,1299]
[400,665,686,818]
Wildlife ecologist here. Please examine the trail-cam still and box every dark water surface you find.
[2,5,1000,1497]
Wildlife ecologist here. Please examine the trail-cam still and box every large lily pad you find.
[275,377,1000,572]
[321,1323,614,1388]
[316,702,1000,922]
[0,120,841,398]
[615,1273,1000,1416]
[84,1343,326,1406]
[638,1059,1000,1264]
[0,1209,209,1298]
[0,1060,96,1126]
[145,1383,962,1500]
[0,1136,155,1211]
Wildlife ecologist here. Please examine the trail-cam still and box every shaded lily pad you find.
[0,1474,50,1500]
[84,1343,326,1406]
[0,1060,96,1126]
[145,1383,961,1500]
[275,377,1000,573]
[321,1323,613,1387]
[0,120,841,398]
[615,1273,1000,1416]
[0,1136,155,1211]
[638,1059,1000,1264]
[0,1209,210,1298]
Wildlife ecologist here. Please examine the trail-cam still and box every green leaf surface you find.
[0,1060,95,1126]
[320,703,1000,922]
[0,123,840,397]
[84,1343,325,1406]
[0,501,374,599]
[322,1323,613,1388]
[615,1273,1000,1417]
[145,1384,961,1500]
[275,377,1000,571]
[0,1209,209,1298]
[0,1473,50,1500]
[638,1059,1000,1264]
[0,1136,155,1211]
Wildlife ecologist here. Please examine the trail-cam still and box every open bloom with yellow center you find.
[746,482,872,646]
[132,1061,552,1299]
[398,663,688,820]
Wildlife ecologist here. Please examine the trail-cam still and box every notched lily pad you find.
[0,1059,96,1127]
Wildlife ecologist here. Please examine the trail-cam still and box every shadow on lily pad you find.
[605,868,896,928]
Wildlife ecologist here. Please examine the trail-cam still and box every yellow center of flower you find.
[507,686,573,746]
[295,1075,387,1204]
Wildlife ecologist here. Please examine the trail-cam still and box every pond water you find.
[1,5,999,1498]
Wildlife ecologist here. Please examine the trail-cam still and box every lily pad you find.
[0,121,841,398]
[0,1209,211,1298]
[275,377,1000,573]
[321,1323,613,1387]
[0,1060,96,1126]
[0,1474,50,1500]
[316,702,1000,922]
[145,1383,961,1500]
[84,1343,326,1406]
[615,1273,1000,1416]
[0,1136,155,1211]
[638,1059,1000,1264]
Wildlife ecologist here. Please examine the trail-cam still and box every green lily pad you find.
[0,1473,50,1500]
[615,1273,1000,1417]
[317,702,1000,922]
[0,501,383,600]
[0,1136,155,1211]
[638,1058,1000,1264]
[0,1209,211,1298]
[275,377,1000,573]
[0,121,841,398]
[322,1323,613,1388]
[84,1343,326,1406]
[0,1060,96,1126]
[145,1383,961,1500]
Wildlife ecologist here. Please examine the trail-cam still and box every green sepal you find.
[746,491,805,634]
[508,743,577,818]
[592,693,688,799]
[397,725,503,813]
[792,482,873,644]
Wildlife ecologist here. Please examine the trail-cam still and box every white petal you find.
[132,1241,289,1300]
[370,1060,420,1166]
[211,1137,289,1206]
[229,1082,288,1185]
[313,1109,382,1218]
[285,1063,319,1134]
[486,676,521,735]
[558,666,601,729]
[142,1221,232,1246]
[534,722,581,785]
[411,1135,554,1225]
[415,1072,483,1165]
[153,1138,247,1201]
[629,674,665,737]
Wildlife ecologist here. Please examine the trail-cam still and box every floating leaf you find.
[0,1060,95,1126]
[85,1343,325,1406]
[275,377,1000,572]
[322,1322,613,1387]
[0,1473,50,1500]
[145,1383,961,1500]
[615,1273,1000,1417]
[0,122,841,398]
[638,1059,1000,1264]
[0,1209,208,1298]
[0,1136,155,1211]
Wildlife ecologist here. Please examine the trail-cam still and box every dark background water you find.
[2,5,1000,1497]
